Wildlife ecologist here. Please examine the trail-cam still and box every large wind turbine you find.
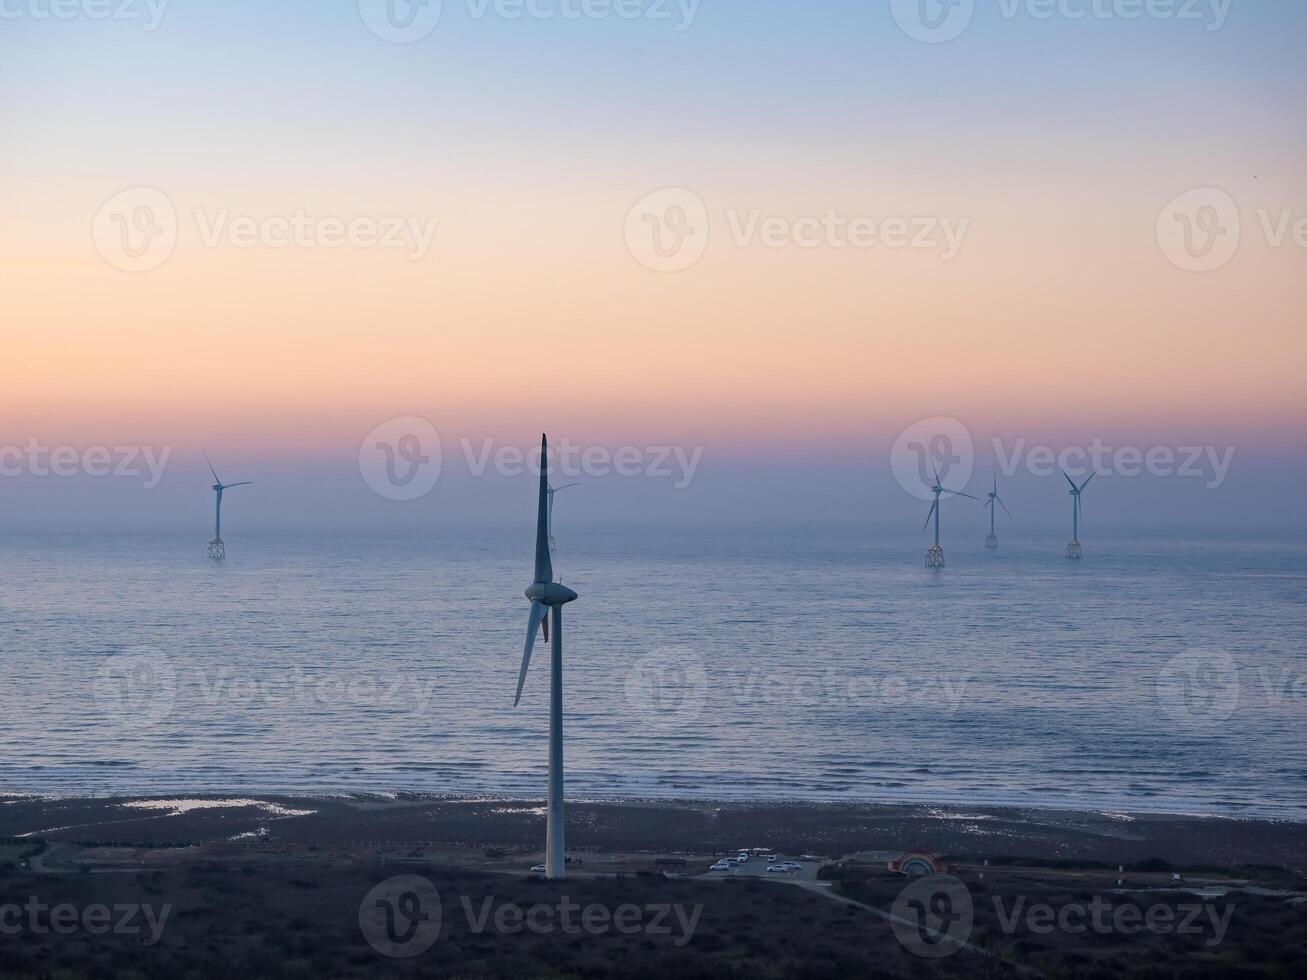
[982,476,1013,551]
[923,466,977,568]
[514,435,578,880]
[1063,470,1094,559]
[205,455,252,560]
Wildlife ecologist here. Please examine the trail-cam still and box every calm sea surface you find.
[2,526,1304,819]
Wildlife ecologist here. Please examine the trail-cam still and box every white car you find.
[766,854,779,863]
[530,865,547,873]
[709,861,732,871]
[766,864,792,874]
[736,853,749,863]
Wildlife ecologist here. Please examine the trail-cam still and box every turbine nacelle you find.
[525,582,578,607]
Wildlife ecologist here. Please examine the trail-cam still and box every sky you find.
[2,0,1305,533]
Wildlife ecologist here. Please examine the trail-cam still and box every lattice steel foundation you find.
[207,538,226,561]
[985,534,998,550]
[1065,540,1082,560]
[926,544,946,568]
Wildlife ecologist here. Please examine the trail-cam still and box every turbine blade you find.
[541,611,549,643]
[515,600,548,707]
[1063,470,1078,492]
[534,435,553,585]
[225,482,253,488]
[946,491,980,501]
[204,452,221,485]
[923,500,938,531]
[1080,472,1096,492]
[998,496,1013,519]
[982,498,992,510]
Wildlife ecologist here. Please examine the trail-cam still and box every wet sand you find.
[4,795,1305,873]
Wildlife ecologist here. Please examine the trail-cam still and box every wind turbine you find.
[982,476,1013,551]
[546,482,578,553]
[1063,470,1094,559]
[923,466,978,568]
[205,455,252,560]
[514,435,578,880]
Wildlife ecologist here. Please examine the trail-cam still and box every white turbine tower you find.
[514,435,578,880]
[982,476,1013,550]
[1063,470,1094,559]
[205,455,252,560]
[923,466,977,568]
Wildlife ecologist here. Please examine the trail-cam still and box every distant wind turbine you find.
[514,435,579,880]
[546,482,578,553]
[982,476,1013,551]
[205,455,252,560]
[923,466,977,568]
[1063,470,1094,559]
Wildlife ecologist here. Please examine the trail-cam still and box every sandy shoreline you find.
[4,794,1306,874]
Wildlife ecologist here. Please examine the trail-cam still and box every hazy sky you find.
[3,1,1305,532]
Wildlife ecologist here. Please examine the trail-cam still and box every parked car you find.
[736,853,749,863]
[530,865,547,873]
[709,861,732,871]
[766,864,791,874]
[766,854,779,863]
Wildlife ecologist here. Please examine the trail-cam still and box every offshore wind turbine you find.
[546,481,578,553]
[923,466,978,568]
[205,455,252,560]
[982,476,1013,550]
[1063,470,1094,559]
[513,435,578,880]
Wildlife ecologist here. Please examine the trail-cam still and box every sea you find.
[2,525,1304,820]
